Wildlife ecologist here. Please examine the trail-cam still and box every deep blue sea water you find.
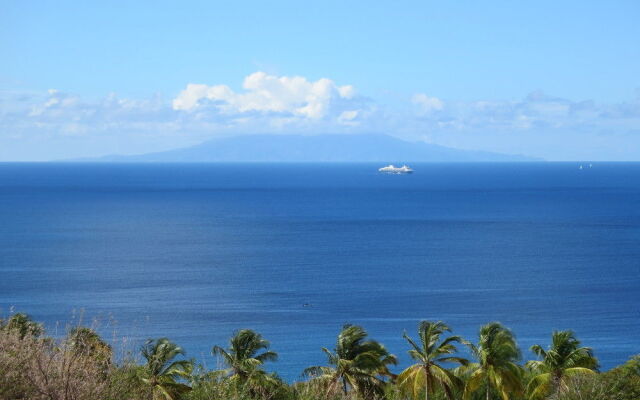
[0,162,639,379]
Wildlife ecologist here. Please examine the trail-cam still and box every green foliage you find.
[526,330,598,399]
[397,321,467,400]
[596,355,640,400]
[140,338,194,400]
[67,326,113,366]
[0,312,638,400]
[212,329,281,398]
[304,324,397,399]
[106,363,154,400]
[0,312,44,338]
[462,322,523,400]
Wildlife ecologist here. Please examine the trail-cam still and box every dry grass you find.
[0,329,108,399]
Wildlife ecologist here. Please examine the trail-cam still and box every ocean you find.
[0,162,638,378]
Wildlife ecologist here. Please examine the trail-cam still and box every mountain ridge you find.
[83,134,539,162]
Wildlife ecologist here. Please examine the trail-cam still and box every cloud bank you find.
[173,72,357,120]
[0,72,639,160]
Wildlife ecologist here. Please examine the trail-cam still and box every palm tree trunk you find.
[486,377,490,400]
[552,372,561,395]
[424,368,429,400]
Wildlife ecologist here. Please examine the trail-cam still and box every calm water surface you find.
[0,163,638,378]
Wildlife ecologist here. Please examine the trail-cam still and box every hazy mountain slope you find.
[92,134,537,162]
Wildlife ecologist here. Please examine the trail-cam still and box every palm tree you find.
[304,324,397,399]
[140,338,193,400]
[212,329,278,392]
[526,330,598,399]
[463,322,523,400]
[66,326,112,363]
[1,313,43,338]
[397,321,468,400]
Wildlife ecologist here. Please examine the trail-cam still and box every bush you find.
[598,355,640,400]
[0,328,110,400]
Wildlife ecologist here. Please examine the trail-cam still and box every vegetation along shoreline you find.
[1,312,638,400]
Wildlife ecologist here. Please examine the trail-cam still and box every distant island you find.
[81,134,539,162]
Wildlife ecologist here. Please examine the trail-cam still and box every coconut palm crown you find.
[304,324,397,398]
[397,320,468,400]
[212,329,278,381]
[140,338,193,400]
[463,322,523,400]
[526,330,598,399]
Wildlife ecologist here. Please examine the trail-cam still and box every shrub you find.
[0,328,110,400]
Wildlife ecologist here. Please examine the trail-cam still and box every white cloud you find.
[402,90,640,160]
[408,90,640,133]
[173,71,357,119]
[1,77,639,160]
[0,73,374,160]
[412,93,444,114]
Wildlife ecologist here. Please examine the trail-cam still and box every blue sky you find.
[1,0,639,160]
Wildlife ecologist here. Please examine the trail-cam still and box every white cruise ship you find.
[378,164,414,174]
